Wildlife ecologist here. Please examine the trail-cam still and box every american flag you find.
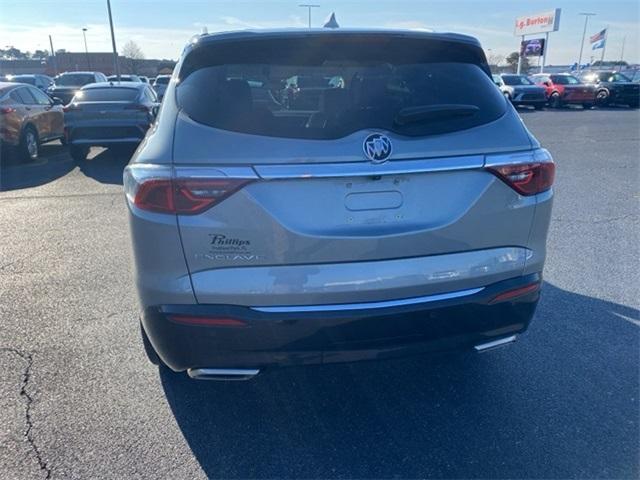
[590,29,607,50]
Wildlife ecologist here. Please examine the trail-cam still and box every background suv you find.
[493,74,546,109]
[0,81,64,161]
[47,71,107,105]
[125,30,555,380]
[578,70,640,107]
[530,73,595,109]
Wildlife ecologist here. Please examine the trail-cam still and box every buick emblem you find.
[363,133,392,164]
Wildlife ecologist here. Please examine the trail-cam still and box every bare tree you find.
[486,51,505,72]
[121,40,145,74]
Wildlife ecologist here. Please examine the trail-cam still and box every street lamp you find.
[298,4,320,28]
[577,13,596,71]
[82,27,91,69]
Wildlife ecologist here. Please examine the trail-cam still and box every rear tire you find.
[140,323,161,366]
[595,90,609,107]
[70,145,88,162]
[19,126,39,162]
[549,93,561,109]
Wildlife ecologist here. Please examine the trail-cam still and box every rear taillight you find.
[124,165,252,215]
[168,315,247,327]
[0,107,16,114]
[486,149,555,196]
[489,282,541,304]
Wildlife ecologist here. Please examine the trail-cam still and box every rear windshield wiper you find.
[394,104,480,126]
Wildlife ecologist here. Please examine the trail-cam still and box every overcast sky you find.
[1,0,638,65]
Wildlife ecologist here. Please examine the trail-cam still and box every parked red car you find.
[530,73,595,109]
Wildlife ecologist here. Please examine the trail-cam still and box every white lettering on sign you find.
[514,9,561,36]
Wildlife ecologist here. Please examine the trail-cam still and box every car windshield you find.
[55,74,95,86]
[502,75,533,86]
[177,36,504,139]
[74,88,140,101]
[551,75,580,85]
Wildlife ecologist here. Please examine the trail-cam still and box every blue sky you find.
[1,0,638,64]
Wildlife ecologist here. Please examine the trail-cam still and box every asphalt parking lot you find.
[0,108,638,479]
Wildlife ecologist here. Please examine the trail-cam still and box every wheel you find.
[19,126,39,161]
[582,103,594,110]
[140,322,161,366]
[549,92,562,108]
[69,145,88,162]
[595,89,609,106]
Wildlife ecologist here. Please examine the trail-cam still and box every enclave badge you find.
[363,133,392,164]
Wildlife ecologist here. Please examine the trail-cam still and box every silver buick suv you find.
[124,29,555,380]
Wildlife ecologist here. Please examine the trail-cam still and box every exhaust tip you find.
[474,335,517,353]
[187,368,260,381]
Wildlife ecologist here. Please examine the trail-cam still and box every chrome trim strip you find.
[187,368,260,381]
[252,287,484,313]
[474,335,517,352]
[174,166,259,179]
[254,155,484,180]
[485,148,553,167]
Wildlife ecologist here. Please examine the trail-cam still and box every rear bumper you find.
[142,273,541,372]
[66,124,149,146]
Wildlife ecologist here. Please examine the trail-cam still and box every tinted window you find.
[14,87,37,104]
[550,75,580,85]
[177,36,503,139]
[74,88,140,102]
[502,75,533,86]
[55,74,96,86]
[9,90,25,104]
[609,73,631,83]
[30,87,53,105]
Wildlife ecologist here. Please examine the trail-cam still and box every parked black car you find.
[46,71,108,105]
[578,71,640,108]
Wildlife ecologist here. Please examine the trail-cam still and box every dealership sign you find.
[514,9,561,36]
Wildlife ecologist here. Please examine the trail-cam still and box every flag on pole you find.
[590,29,607,50]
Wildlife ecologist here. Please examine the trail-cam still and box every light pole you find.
[577,13,596,71]
[106,0,120,80]
[49,35,58,75]
[82,27,90,69]
[298,4,320,28]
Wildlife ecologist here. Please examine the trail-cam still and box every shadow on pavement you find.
[159,282,639,479]
[0,142,74,191]
[0,143,132,191]
[77,147,131,185]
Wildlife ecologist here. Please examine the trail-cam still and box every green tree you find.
[505,52,530,73]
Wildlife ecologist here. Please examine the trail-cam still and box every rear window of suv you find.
[55,74,96,86]
[177,34,505,139]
